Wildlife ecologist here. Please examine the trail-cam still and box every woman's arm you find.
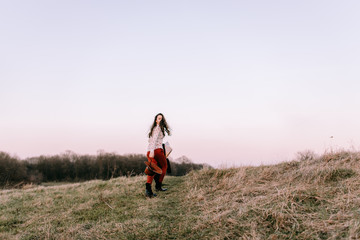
[148,126,160,157]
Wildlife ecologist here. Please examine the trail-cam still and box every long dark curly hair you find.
[148,113,171,138]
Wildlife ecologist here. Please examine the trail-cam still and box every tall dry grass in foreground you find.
[184,150,360,239]
[1,150,359,239]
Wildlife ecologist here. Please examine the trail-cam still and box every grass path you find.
[138,176,188,240]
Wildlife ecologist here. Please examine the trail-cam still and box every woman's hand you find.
[149,150,154,158]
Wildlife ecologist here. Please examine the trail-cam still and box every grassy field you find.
[1,150,360,239]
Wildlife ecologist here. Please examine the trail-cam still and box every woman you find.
[145,113,171,198]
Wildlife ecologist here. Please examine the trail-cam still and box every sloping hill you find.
[183,150,360,239]
[1,150,359,239]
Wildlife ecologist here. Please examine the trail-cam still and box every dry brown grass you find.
[183,150,360,239]
[1,150,359,239]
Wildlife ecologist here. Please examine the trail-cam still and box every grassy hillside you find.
[1,150,359,239]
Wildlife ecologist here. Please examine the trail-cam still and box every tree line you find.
[0,151,208,188]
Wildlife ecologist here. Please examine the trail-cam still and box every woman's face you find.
[156,115,163,125]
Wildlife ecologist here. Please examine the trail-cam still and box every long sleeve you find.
[148,125,162,151]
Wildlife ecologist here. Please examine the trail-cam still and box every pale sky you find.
[1,1,360,167]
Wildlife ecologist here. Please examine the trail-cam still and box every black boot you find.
[145,183,157,198]
[156,182,167,191]
[154,175,167,192]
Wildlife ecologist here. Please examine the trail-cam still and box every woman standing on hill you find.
[145,113,171,198]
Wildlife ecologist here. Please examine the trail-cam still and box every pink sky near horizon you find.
[1,1,360,168]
